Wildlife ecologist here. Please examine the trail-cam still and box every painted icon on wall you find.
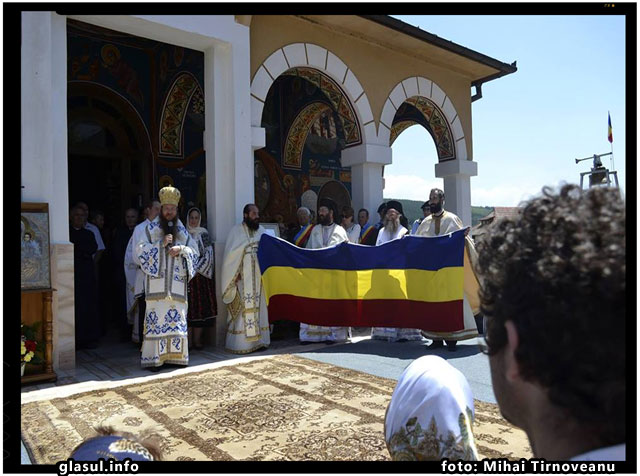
[21,203,51,290]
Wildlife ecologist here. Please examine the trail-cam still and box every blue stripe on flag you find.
[257,228,465,273]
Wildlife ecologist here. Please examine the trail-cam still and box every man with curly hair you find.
[475,184,626,461]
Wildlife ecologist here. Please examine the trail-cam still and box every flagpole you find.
[608,111,614,171]
[610,141,614,171]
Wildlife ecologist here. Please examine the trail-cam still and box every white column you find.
[341,143,392,218]
[434,159,478,226]
[22,12,75,371]
[22,12,70,242]
[230,28,253,213]
[203,23,252,348]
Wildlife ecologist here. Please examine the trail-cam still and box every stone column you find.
[434,159,478,227]
[341,144,392,218]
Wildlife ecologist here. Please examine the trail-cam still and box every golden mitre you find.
[158,186,181,206]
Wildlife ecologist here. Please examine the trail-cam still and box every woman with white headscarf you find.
[385,355,479,461]
[186,207,217,349]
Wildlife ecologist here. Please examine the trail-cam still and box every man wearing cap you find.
[374,202,387,230]
[415,188,479,351]
[300,197,350,344]
[135,186,199,369]
[371,201,422,342]
[411,201,431,234]
[375,200,408,245]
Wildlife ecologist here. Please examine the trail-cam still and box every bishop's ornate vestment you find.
[221,223,270,354]
[136,217,199,367]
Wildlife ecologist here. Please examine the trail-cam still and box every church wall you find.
[22,12,76,370]
[22,13,252,359]
[249,15,473,159]
[67,20,206,222]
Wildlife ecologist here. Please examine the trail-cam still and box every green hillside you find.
[383,198,492,226]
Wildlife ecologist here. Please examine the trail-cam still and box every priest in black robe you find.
[70,205,100,349]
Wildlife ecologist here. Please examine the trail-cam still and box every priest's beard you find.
[244,216,260,230]
[384,216,400,233]
[319,213,333,226]
[159,214,176,238]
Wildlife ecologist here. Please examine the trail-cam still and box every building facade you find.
[21,13,515,370]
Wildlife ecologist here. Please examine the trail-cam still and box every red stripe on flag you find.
[267,295,464,332]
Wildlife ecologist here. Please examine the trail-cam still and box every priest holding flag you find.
[258,227,477,342]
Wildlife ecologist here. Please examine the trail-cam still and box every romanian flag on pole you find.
[608,112,613,143]
[257,230,466,332]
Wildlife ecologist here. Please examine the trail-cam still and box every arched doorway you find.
[68,81,153,230]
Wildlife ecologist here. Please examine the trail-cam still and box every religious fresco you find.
[67,20,206,221]
[391,96,455,161]
[257,69,358,226]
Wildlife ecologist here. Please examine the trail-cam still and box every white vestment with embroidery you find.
[371,225,423,342]
[136,217,199,367]
[124,219,150,343]
[300,223,351,342]
[221,223,270,354]
[415,211,479,341]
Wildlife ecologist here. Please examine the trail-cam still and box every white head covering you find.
[384,355,479,461]
[186,207,207,237]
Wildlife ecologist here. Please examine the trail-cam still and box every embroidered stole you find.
[241,237,262,341]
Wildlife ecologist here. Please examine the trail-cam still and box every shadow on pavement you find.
[299,338,482,361]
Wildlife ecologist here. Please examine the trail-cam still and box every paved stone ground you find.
[299,327,496,403]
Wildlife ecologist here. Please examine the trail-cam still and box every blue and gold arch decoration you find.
[281,67,362,147]
[391,96,455,162]
[283,102,333,169]
[159,73,202,156]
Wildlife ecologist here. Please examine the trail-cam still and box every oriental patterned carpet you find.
[21,354,531,462]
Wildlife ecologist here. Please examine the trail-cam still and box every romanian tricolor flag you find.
[258,230,466,332]
[608,112,613,143]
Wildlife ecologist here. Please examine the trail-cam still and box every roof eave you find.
[359,14,517,84]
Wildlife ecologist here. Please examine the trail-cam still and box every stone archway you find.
[253,51,367,226]
[379,76,476,226]
[389,96,455,162]
[379,76,468,160]
[250,43,376,145]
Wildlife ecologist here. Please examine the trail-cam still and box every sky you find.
[383,15,627,207]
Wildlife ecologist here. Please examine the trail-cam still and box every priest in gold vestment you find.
[415,188,480,351]
[221,204,271,354]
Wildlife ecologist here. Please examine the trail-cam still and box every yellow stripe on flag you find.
[262,266,464,305]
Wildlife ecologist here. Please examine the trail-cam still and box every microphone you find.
[166,221,175,249]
